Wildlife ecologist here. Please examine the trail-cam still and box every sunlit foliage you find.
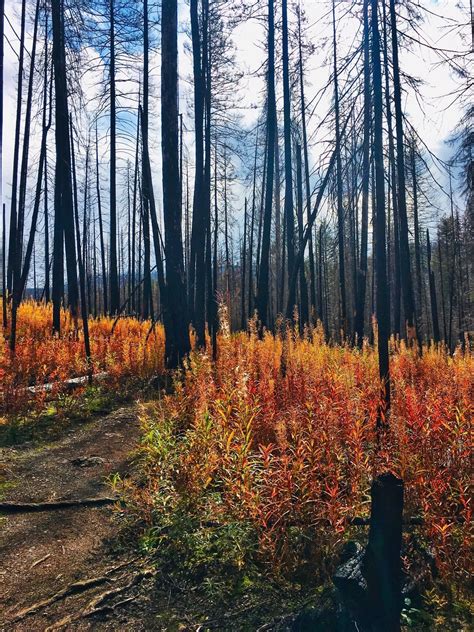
[0,300,165,413]
[132,317,472,591]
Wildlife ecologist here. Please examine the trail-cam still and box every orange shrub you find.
[136,321,472,588]
[0,300,165,413]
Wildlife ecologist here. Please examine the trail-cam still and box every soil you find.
[0,406,163,631]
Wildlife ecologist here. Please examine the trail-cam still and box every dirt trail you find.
[0,407,158,631]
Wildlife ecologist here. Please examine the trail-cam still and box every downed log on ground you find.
[0,496,119,514]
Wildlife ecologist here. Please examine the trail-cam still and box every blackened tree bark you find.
[190,0,206,346]
[274,127,282,314]
[70,117,92,381]
[354,0,370,347]
[241,198,247,329]
[437,228,447,341]
[142,0,153,321]
[95,124,108,315]
[297,7,316,319]
[161,0,191,368]
[43,19,52,305]
[109,0,119,314]
[7,0,26,295]
[364,4,401,631]
[10,32,51,351]
[410,140,423,339]
[389,0,416,340]
[282,0,295,302]
[372,0,390,416]
[10,0,40,351]
[131,110,140,313]
[51,0,78,333]
[296,143,309,327]
[426,230,440,343]
[248,128,259,318]
[382,0,400,335]
[256,0,276,331]
[203,1,215,346]
[332,0,347,335]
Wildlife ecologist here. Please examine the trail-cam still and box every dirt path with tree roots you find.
[0,406,162,631]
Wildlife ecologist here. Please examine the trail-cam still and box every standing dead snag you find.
[363,473,404,632]
[334,2,402,629]
[161,0,191,369]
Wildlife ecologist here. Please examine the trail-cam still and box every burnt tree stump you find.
[334,473,404,632]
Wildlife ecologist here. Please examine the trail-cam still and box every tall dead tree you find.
[354,0,371,346]
[51,0,79,333]
[282,0,295,306]
[426,230,440,343]
[296,143,309,326]
[7,0,26,295]
[256,0,276,331]
[95,124,108,315]
[190,0,206,346]
[161,0,191,368]
[389,0,416,340]
[108,0,119,313]
[297,7,316,319]
[332,0,347,335]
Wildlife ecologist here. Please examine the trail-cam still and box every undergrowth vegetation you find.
[0,299,165,416]
[120,317,472,624]
[1,302,472,625]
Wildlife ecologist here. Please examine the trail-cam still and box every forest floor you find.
[1,399,470,631]
[0,406,166,631]
[0,403,323,632]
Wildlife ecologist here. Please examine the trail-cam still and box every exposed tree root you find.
[43,569,155,630]
[12,576,113,621]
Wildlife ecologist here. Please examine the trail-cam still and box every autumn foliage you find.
[0,300,165,413]
[1,301,472,593]
[133,316,472,592]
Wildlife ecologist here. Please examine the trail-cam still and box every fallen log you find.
[25,371,109,394]
[0,496,120,514]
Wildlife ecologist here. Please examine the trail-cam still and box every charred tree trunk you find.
[297,9,316,321]
[296,144,309,328]
[51,0,78,333]
[332,0,347,335]
[274,127,282,314]
[382,0,400,337]
[141,2,151,320]
[95,124,108,315]
[248,129,259,318]
[354,0,370,347]
[109,0,119,314]
[70,117,92,382]
[389,0,416,340]
[426,230,440,344]
[161,0,191,368]
[410,142,423,339]
[241,198,247,330]
[282,0,295,304]
[7,0,26,295]
[256,0,276,331]
[190,0,206,346]
[372,0,391,416]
